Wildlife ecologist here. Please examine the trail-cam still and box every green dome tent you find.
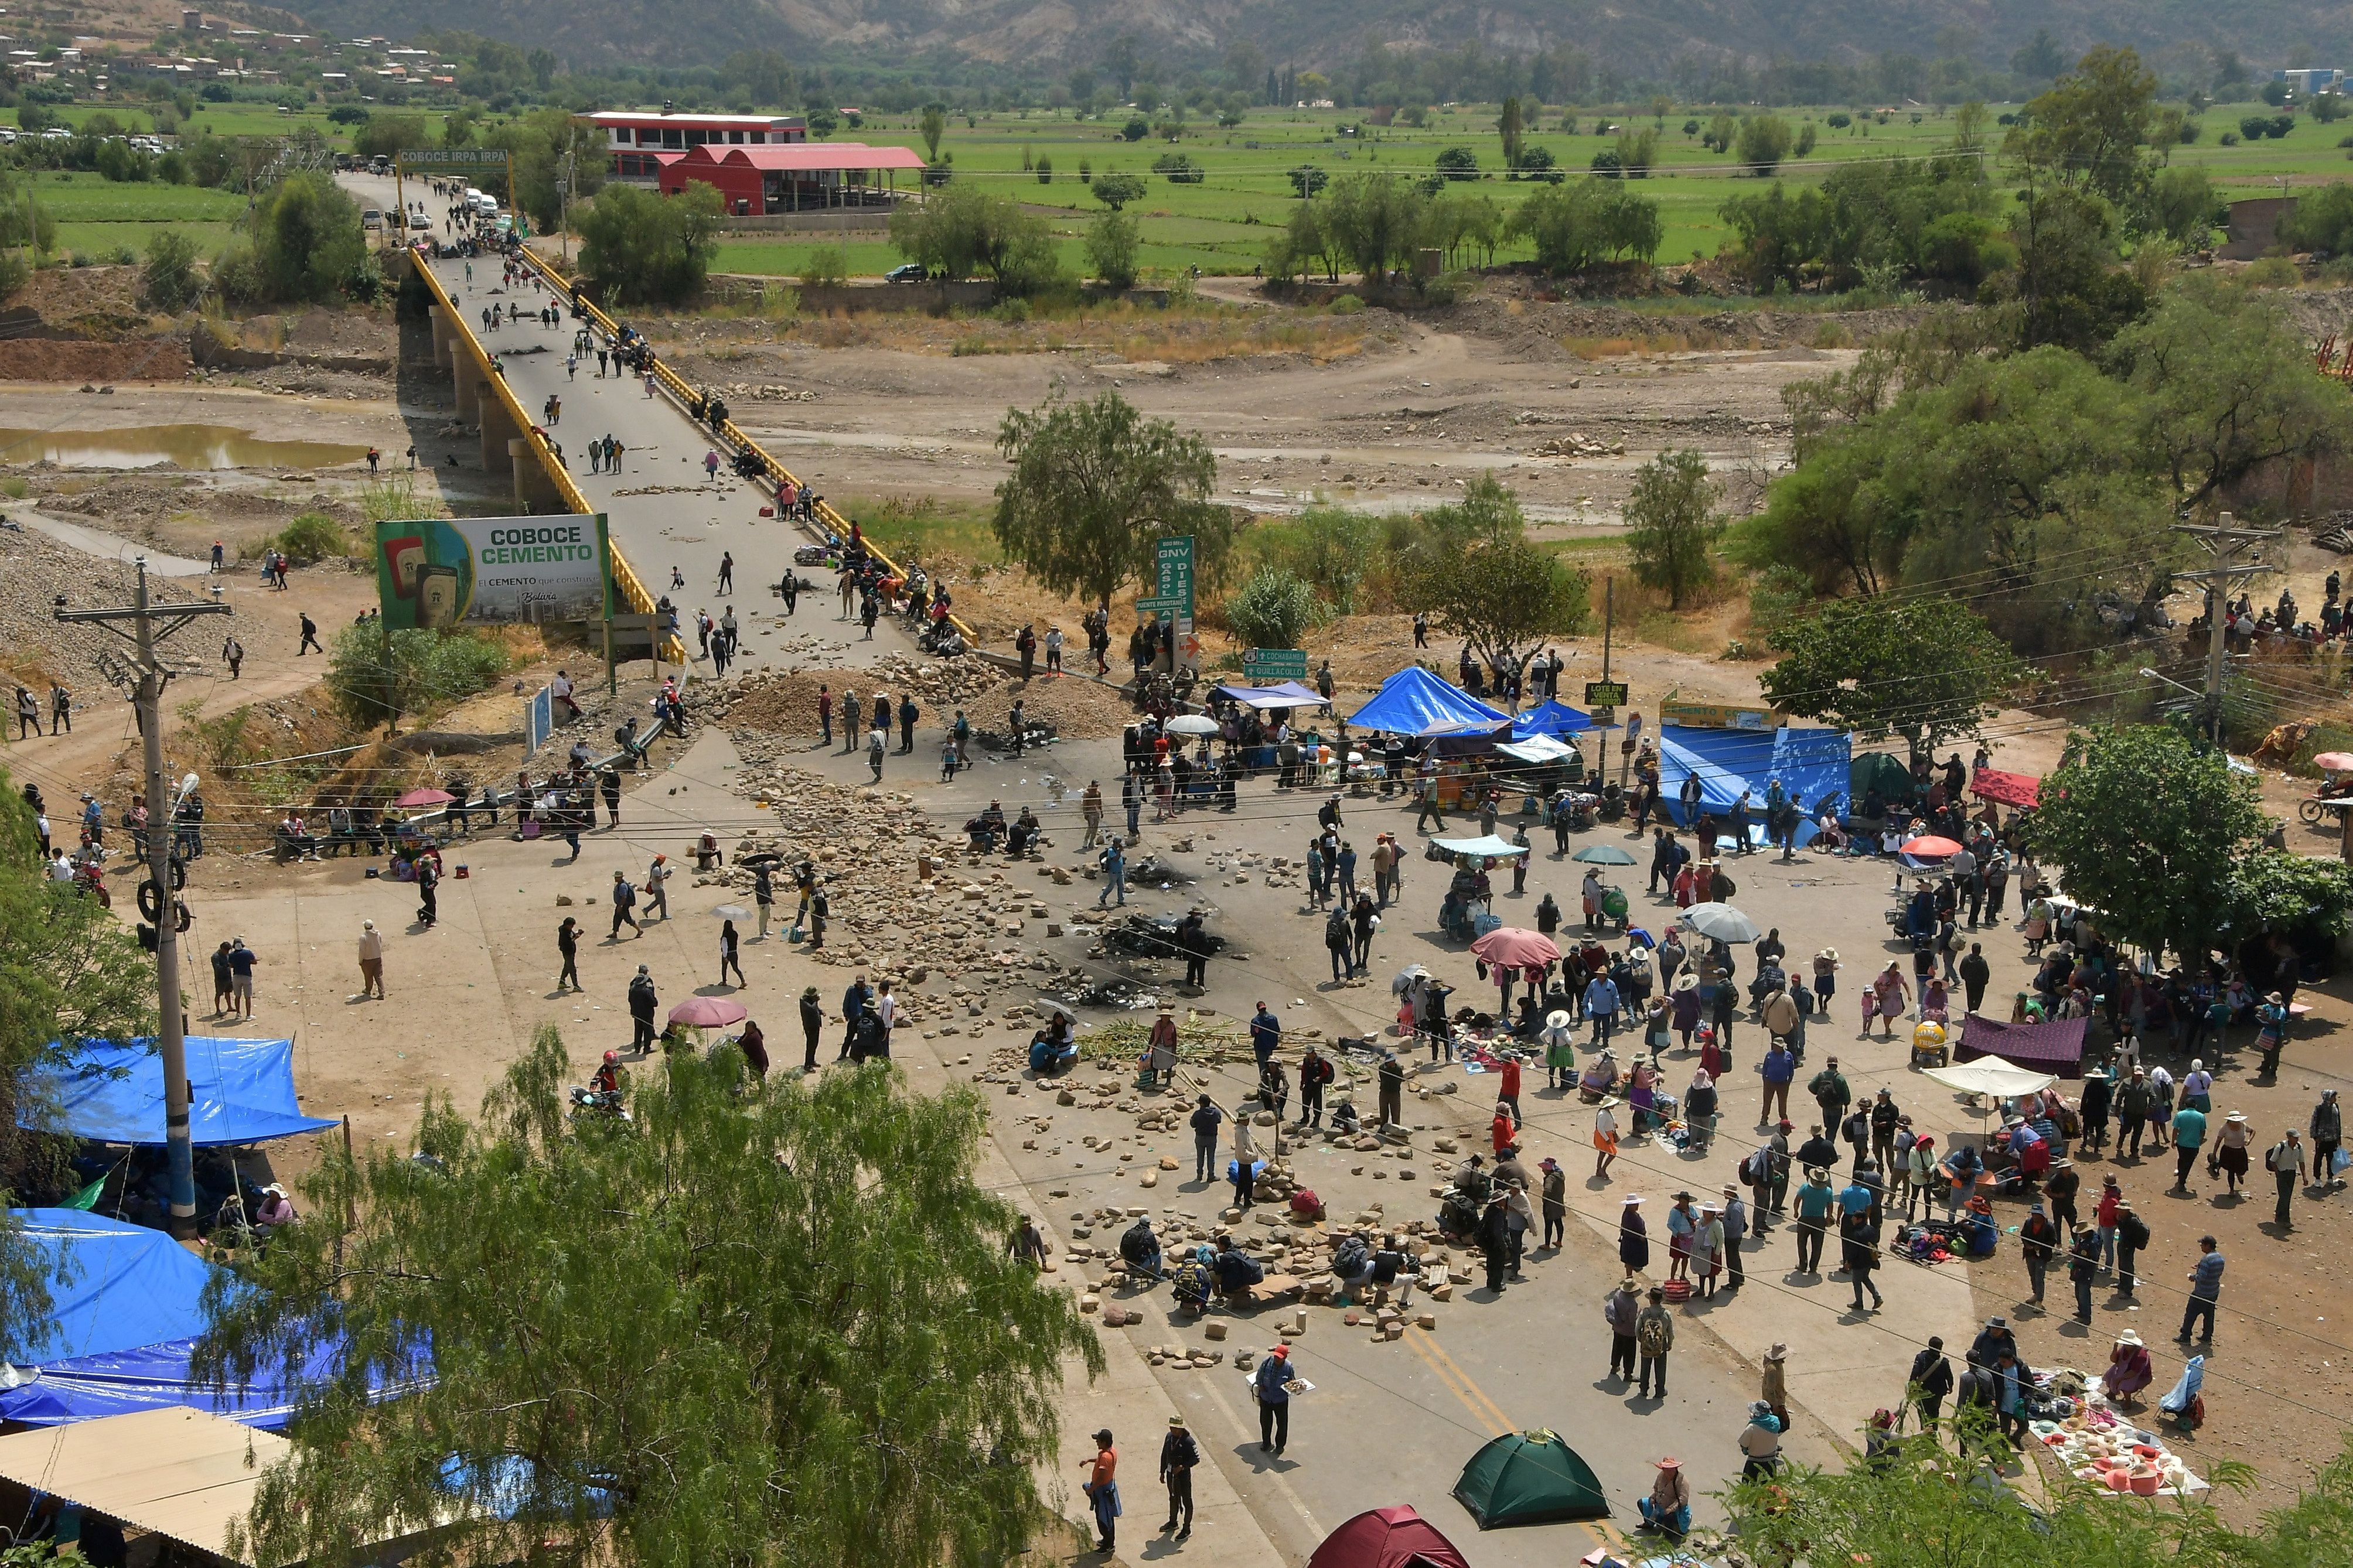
[1452,1429,1609,1528]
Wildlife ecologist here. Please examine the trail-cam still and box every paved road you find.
[340,169,911,680]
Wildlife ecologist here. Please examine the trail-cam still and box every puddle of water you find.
[0,425,370,470]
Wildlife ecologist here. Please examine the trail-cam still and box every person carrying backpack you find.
[610,870,640,938]
[1635,1285,1675,1398]
[1325,904,1353,982]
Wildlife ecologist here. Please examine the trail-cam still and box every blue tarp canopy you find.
[1512,700,1594,739]
[1348,668,1509,737]
[23,1037,336,1147]
[1212,681,1322,710]
[1656,726,1852,847]
[0,1210,426,1429]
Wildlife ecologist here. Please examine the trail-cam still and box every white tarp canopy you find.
[0,1406,291,1562]
[1924,1058,2059,1098]
[1494,735,1577,764]
[1430,835,1529,859]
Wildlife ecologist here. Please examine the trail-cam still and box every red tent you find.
[1970,767,2041,808]
[1308,1505,1474,1568]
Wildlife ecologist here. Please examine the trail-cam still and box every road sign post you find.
[1152,536,1198,678]
[1242,648,1310,682]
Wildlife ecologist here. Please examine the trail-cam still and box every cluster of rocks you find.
[722,383,820,402]
[1522,432,1626,459]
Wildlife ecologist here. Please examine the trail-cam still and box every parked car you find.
[884,263,927,283]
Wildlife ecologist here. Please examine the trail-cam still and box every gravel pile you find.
[0,527,213,686]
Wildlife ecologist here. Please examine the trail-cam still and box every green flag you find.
[60,1176,105,1211]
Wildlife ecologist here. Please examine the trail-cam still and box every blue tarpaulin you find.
[1348,668,1509,737]
[23,1037,336,1147]
[1211,681,1323,710]
[1511,701,1594,738]
[1656,726,1851,846]
[0,1210,426,1429]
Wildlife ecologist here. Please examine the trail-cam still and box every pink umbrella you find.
[2314,751,2353,772]
[669,996,748,1029]
[393,787,456,808]
[1899,835,1963,859]
[1469,927,1561,969]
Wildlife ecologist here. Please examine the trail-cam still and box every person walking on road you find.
[609,870,640,939]
[1635,1285,1675,1399]
[2177,1235,2224,1344]
[2313,1089,2344,1194]
[628,965,659,1053]
[1081,780,1104,848]
[718,551,734,594]
[1254,1345,1296,1454]
[1097,838,1127,907]
[1906,1337,1953,1435]
[2270,1128,2308,1229]
[555,917,581,991]
[799,986,824,1071]
[356,920,385,999]
[1159,1416,1199,1540]
[298,614,322,655]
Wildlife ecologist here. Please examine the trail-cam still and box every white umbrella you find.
[711,904,751,921]
[1391,963,1431,995]
[1036,996,1079,1020]
[1164,714,1220,736]
[1924,1058,2057,1098]
[1680,901,1760,942]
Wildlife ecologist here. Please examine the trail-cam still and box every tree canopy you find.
[1405,476,1591,677]
[246,171,371,305]
[578,182,723,305]
[2033,724,2270,962]
[993,389,1232,609]
[1622,448,1723,609]
[0,773,154,1363]
[890,185,1060,293]
[1758,595,2021,762]
[194,1031,1102,1568]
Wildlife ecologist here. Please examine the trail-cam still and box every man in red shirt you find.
[1498,1051,1523,1129]
[1079,1429,1120,1554]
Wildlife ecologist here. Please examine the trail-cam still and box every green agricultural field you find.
[28,170,248,222]
[704,100,2353,278]
[51,219,237,262]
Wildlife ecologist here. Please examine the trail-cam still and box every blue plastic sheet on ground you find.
[1347,668,1509,737]
[22,1036,337,1147]
[0,1209,427,1429]
[1511,700,1594,738]
[1655,727,1850,846]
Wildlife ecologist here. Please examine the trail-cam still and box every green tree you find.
[1089,170,1146,209]
[1496,95,1524,169]
[2031,725,2269,960]
[1622,448,1723,609]
[1272,503,1377,612]
[350,111,427,160]
[1736,114,1794,174]
[0,774,153,1361]
[1084,210,1139,288]
[195,1032,1102,1568]
[1702,112,1737,153]
[1508,177,1661,272]
[2109,272,2353,511]
[1319,172,1428,282]
[1406,477,1590,680]
[2006,45,2161,209]
[993,389,1232,609]
[1759,596,2021,761]
[578,182,722,305]
[142,228,202,310]
[799,244,847,288]
[2221,848,2353,948]
[248,170,369,305]
[918,102,949,163]
[2282,180,2353,254]
[1222,566,1326,649]
[324,622,513,733]
[888,185,1059,294]
[1434,146,1480,181]
[487,108,607,237]
[2002,179,2145,350]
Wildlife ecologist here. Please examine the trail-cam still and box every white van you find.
[362,209,385,232]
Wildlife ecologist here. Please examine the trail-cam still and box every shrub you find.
[1328,293,1365,313]
[1151,151,1204,183]
[270,511,351,565]
[142,230,202,310]
[1121,116,1150,141]
[2219,131,2239,145]
[1221,566,1327,650]
[1827,112,1852,129]
[1035,155,1052,184]
[798,244,847,288]
[1085,210,1140,288]
[1434,146,1480,180]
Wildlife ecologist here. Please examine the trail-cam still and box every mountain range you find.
[287,0,2349,80]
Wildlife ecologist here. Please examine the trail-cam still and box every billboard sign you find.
[373,514,611,631]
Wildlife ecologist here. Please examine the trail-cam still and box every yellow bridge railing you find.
[405,247,685,663]
[517,245,981,648]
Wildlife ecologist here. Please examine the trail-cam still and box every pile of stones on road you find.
[1522,431,1626,459]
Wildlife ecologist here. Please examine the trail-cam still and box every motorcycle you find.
[568,1085,631,1125]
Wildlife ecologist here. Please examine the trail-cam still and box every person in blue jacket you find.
[1254,1343,1297,1455]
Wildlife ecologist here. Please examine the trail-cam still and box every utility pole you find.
[54,560,230,1238]
[2170,512,2282,748]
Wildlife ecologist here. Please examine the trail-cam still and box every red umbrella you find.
[393,787,455,807]
[669,996,748,1029]
[1469,927,1560,969]
[1899,835,1963,859]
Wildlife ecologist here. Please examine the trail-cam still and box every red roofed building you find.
[586,110,806,183]
[655,142,927,214]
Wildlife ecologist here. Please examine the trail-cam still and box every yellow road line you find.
[1406,1325,1629,1551]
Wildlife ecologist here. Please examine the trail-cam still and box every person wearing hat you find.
[2313,1089,2344,1193]
[1542,1009,1578,1090]
[2103,1330,2153,1406]
[626,964,659,1054]
[1968,1314,2017,1369]
[1738,1400,1784,1479]
[1537,1156,1568,1249]
[1253,1343,1297,1454]
[1079,1429,1120,1553]
[1792,1164,1834,1274]
[1604,1277,1643,1382]
[1159,1415,1201,1538]
[2045,1155,2079,1231]
[2269,1126,2308,1229]
[2257,989,2290,1075]
[1635,1285,1675,1398]
[1761,1342,1789,1427]
[1618,1194,1649,1272]
[2213,1109,2253,1193]
[355,918,385,1000]
[1141,1007,1179,1090]
[1719,1184,1749,1289]
[2066,1218,2102,1323]
[1639,1457,1690,1538]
